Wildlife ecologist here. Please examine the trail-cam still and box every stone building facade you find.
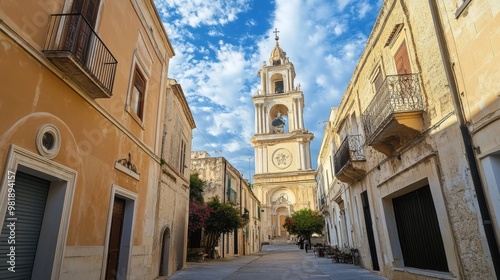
[316,107,356,250]
[154,80,196,278]
[190,152,262,258]
[316,0,499,279]
[251,34,317,242]
[0,0,194,279]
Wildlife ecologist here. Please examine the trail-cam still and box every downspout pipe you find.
[428,1,500,278]
[240,177,243,255]
[222,158,227,259]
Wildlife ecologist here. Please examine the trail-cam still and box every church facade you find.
[251,32,317,242]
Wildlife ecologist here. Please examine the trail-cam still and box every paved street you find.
[169,244,387,280]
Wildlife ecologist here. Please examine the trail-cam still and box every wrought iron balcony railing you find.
[43,14,117,97]
[334,135,365,174]
[363,74,423,140]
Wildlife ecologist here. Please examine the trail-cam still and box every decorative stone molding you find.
[272,148,292,169]
[115,153,140,180]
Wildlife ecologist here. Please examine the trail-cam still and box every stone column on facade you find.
[283,74,288,92]
[255,148,260,173]
[300,142,309,170]
[263,147,268,172]
[305,142,312,169]
[255,104,259,133]
[259,147,264,173]
[259,104,264,134]
[261,70,266,94]
[298,99,304,129]
[298,141,304,170]
[292,98,299,130]
[265,106,270,134]
[259,104,263,134]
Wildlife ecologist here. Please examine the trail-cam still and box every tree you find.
[188,201,211,235]
[189,173,205,204]
[203,196,247,258]
[188,173,208,248]
[284,209,324,240]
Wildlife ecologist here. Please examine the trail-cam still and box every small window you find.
[131,67,146,119]
[179,139,186,174]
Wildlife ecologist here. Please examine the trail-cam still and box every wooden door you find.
[394,40,411,74]
[106,197,125,280]
[64,0,100,61]
[393,186,449,272]
[361,191,379,271]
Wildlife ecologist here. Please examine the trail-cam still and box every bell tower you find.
[251,29,316,242]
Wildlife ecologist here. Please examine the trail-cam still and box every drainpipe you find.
[240,176,243,255]
[428,1,500,278]
[222,158,227,259]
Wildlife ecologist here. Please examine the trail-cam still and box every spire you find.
[273,28,280,46]
[270,28,286,65]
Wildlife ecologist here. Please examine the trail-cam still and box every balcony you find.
[43,14,117,98]
[363,74,424,156]
[334,135,366,184]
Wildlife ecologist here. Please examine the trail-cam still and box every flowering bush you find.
[188,201,211,234]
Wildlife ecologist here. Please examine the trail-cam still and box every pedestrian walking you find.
[304,239,309,253]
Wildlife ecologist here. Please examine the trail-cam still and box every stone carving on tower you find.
[251,29,317,242]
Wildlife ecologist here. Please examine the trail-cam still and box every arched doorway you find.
[159,227,171,276]
[270,189,295,238]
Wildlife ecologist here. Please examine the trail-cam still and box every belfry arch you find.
[269,104,290,133]
[271,73,285,93]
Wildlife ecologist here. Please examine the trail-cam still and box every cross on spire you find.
[273,28,280,45]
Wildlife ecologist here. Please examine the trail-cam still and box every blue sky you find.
[154,0,383,181]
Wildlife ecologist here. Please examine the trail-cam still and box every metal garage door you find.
[0,171,50,279]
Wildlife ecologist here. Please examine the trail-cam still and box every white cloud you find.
[154,0,381,173]
[357,1,371,19]
[155,0,251,28]
[336,0,352,11]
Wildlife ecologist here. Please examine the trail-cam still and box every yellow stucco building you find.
[0,1,195,279]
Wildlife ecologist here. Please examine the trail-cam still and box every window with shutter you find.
[394,40,411,75]
[131,67,146,119]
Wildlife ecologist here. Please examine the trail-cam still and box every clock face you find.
[272,148,292,169]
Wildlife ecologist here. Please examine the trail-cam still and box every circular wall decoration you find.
[272,148,292,169]
[36,124,61,159]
